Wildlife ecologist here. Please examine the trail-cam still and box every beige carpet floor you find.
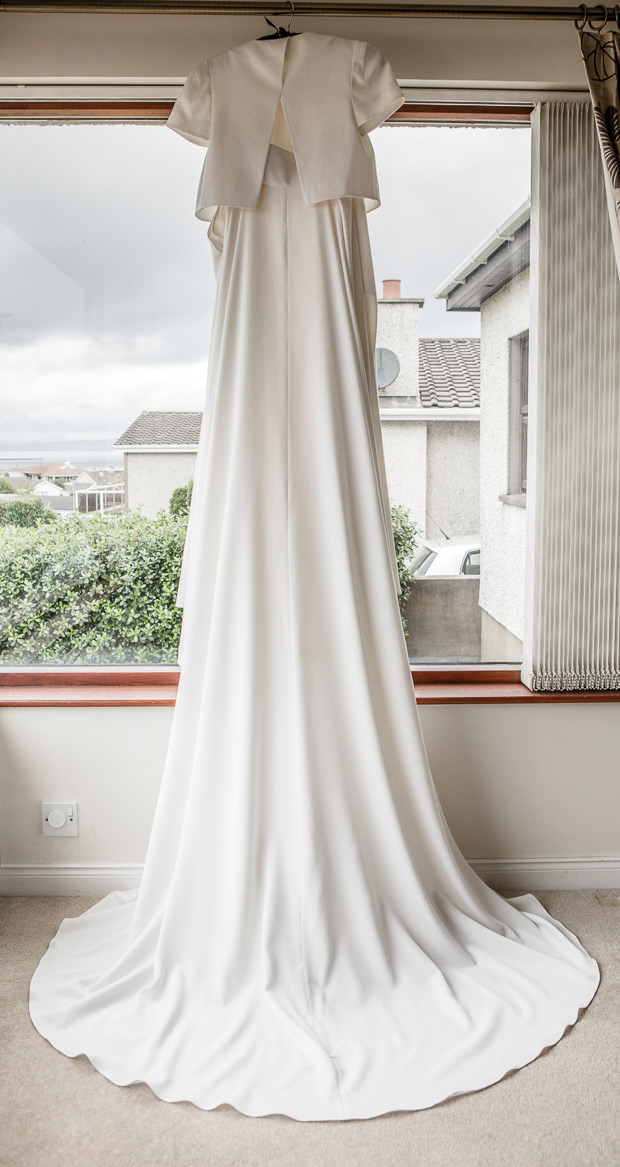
[1,891,619,1167]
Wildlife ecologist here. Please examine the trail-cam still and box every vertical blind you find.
[522,102,620,690]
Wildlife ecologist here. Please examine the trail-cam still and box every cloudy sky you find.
[0,121,530,452]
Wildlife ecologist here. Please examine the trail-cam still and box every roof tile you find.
[115,411,203,447]
[418,338,480,408]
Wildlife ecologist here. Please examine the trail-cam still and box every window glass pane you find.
[0,123,210,665]
[0,119,530,667]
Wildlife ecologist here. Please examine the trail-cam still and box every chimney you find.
[382,279,402,299]
[376,280,425,399]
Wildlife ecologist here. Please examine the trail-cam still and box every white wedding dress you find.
[29,56,600,1122]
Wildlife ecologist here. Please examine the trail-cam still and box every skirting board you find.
[0,858,619,896]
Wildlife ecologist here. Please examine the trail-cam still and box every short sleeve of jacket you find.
[352,41,403,136]
[166,62,211,147]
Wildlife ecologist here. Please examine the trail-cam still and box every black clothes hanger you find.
[257,1,299,39]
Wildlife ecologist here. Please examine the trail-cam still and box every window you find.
[508,331,529,495]
[0,107,530,668]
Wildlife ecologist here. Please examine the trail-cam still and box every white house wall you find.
[478,268,529,647]
[380,421,427,533]
[426,421,480,540]
[126,451,196,519]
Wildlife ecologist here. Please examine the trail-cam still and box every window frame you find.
[0,664,618,705]
[2,89,615,702]
[507,330,530,496]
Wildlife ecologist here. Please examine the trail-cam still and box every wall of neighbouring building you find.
[404,576,482,662]
[426,421,480,540]
[381,421,428,532]
[125,451,197,518]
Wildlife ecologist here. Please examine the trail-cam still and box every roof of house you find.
[0,471,31,484]
[115,411,203,448]
[418,338,480,408]
[72,469,124,486]
[17,462,83,478]
[42,495,75,512]
[434,199,531,311]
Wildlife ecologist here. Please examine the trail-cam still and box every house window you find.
[0,111,530,667]
[509,331,529,495]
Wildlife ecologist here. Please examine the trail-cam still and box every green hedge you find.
[0,501,418,664]
[169,478,194,517]
[391,502,420,634]
[0,497,57,526]
[0,511,187,664]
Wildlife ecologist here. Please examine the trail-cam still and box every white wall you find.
[1,702,618,891]
[380,419,480,541]
[381,421,427,532]
[426,421,480,539]
[478,269,529,644]
[126,451,196,518]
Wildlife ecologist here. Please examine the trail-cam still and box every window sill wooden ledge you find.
[1,667,619,707]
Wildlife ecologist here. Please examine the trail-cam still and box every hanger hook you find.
[285,0,295,32]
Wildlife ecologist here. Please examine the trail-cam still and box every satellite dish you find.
[376,347,400,390]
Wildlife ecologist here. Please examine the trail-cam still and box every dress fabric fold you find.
[29,141,600,1122]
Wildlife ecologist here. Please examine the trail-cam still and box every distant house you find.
[0,469,31,490]
[115,412,202,518]
[32,479,66,497]
[70,470,125,516]
[17,460,84,484]
[0,465,125,518]
[435,199,530,661]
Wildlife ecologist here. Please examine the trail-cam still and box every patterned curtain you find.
[579,25,620,274]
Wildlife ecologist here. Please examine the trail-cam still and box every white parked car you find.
[409,535,480,578]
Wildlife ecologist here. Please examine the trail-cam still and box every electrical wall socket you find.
[42,802,78,837]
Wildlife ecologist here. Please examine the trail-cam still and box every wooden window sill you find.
[0,667,619,707]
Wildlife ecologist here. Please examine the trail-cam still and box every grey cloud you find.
[0,121,530,446]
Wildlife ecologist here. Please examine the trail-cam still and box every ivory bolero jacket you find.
[166,31,404,220]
